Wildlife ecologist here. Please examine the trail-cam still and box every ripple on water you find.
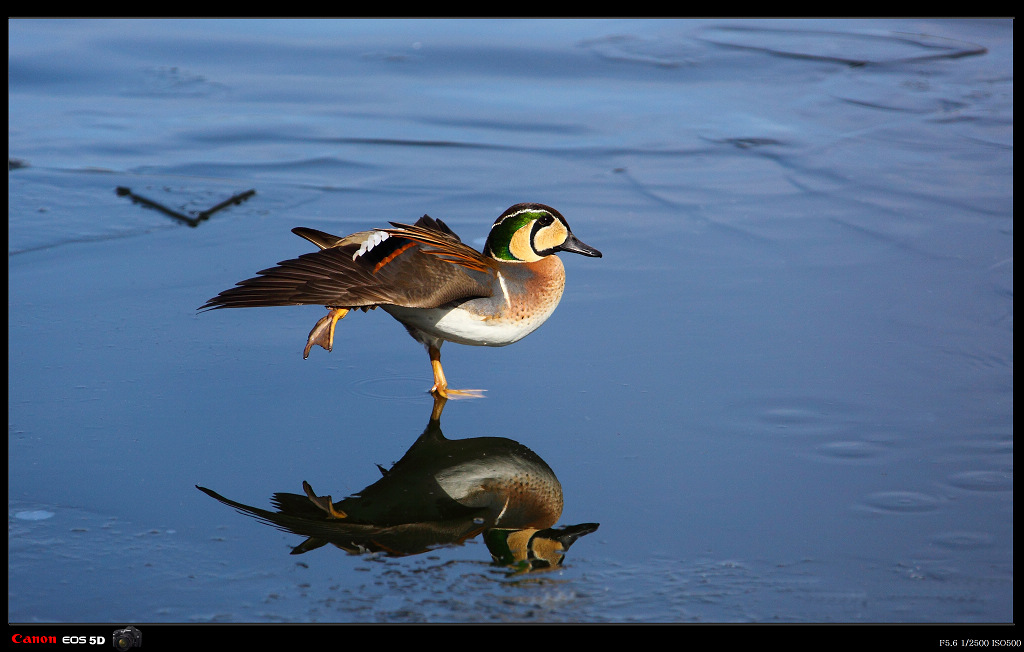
[695,24,987,66]
[731,396,863,438]
[945,470,1012,492]
[13,510,56,521]
[931,531,994,551]
[348,375,436,401]
[812,440,887,462]
[859,491,943,514]
[577,34,707,68]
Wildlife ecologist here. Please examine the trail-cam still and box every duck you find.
[196,394,599,566]
[200,203,601,397]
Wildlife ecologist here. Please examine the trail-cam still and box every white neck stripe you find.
[496,270,512,307]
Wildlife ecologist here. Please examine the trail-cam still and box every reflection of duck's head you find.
[484,523,600,571]
[197,396,590,562]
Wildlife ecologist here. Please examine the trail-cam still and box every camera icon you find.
[112,626,141,649]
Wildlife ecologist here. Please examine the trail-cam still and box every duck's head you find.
[484,522,600,571]
[484,203,602,263]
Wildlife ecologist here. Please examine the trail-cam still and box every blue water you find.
[8,19,1012,625]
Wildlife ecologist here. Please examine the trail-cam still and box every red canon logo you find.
[11,634,58,644]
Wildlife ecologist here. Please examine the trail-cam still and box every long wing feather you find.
[199,216,495,311]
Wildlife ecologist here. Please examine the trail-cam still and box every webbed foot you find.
[302,480,347,519]
[431,386,487,400]
[303,308,349,359]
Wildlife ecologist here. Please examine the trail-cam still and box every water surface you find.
[8,18,1013,626]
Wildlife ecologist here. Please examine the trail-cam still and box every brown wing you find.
[196,484,489,557]
[383,219,493,274]
[199,216,496,311]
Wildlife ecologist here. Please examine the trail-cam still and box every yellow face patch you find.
[508,220,542,262]
[504,529,537,560]
[507,218,569,262]
[533,219,568,255]
[528,537,566,566]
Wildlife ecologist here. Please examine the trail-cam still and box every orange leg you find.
[428,345,449,397]
[428,345,485,399]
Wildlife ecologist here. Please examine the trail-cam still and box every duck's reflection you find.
[197,396,597,572]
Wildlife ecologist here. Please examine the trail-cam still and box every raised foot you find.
[302,480,347,519]
[303,308,349,359]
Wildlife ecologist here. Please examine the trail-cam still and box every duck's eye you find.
[538,213,554,226]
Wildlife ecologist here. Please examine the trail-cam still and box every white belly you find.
[384,297,560,348]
